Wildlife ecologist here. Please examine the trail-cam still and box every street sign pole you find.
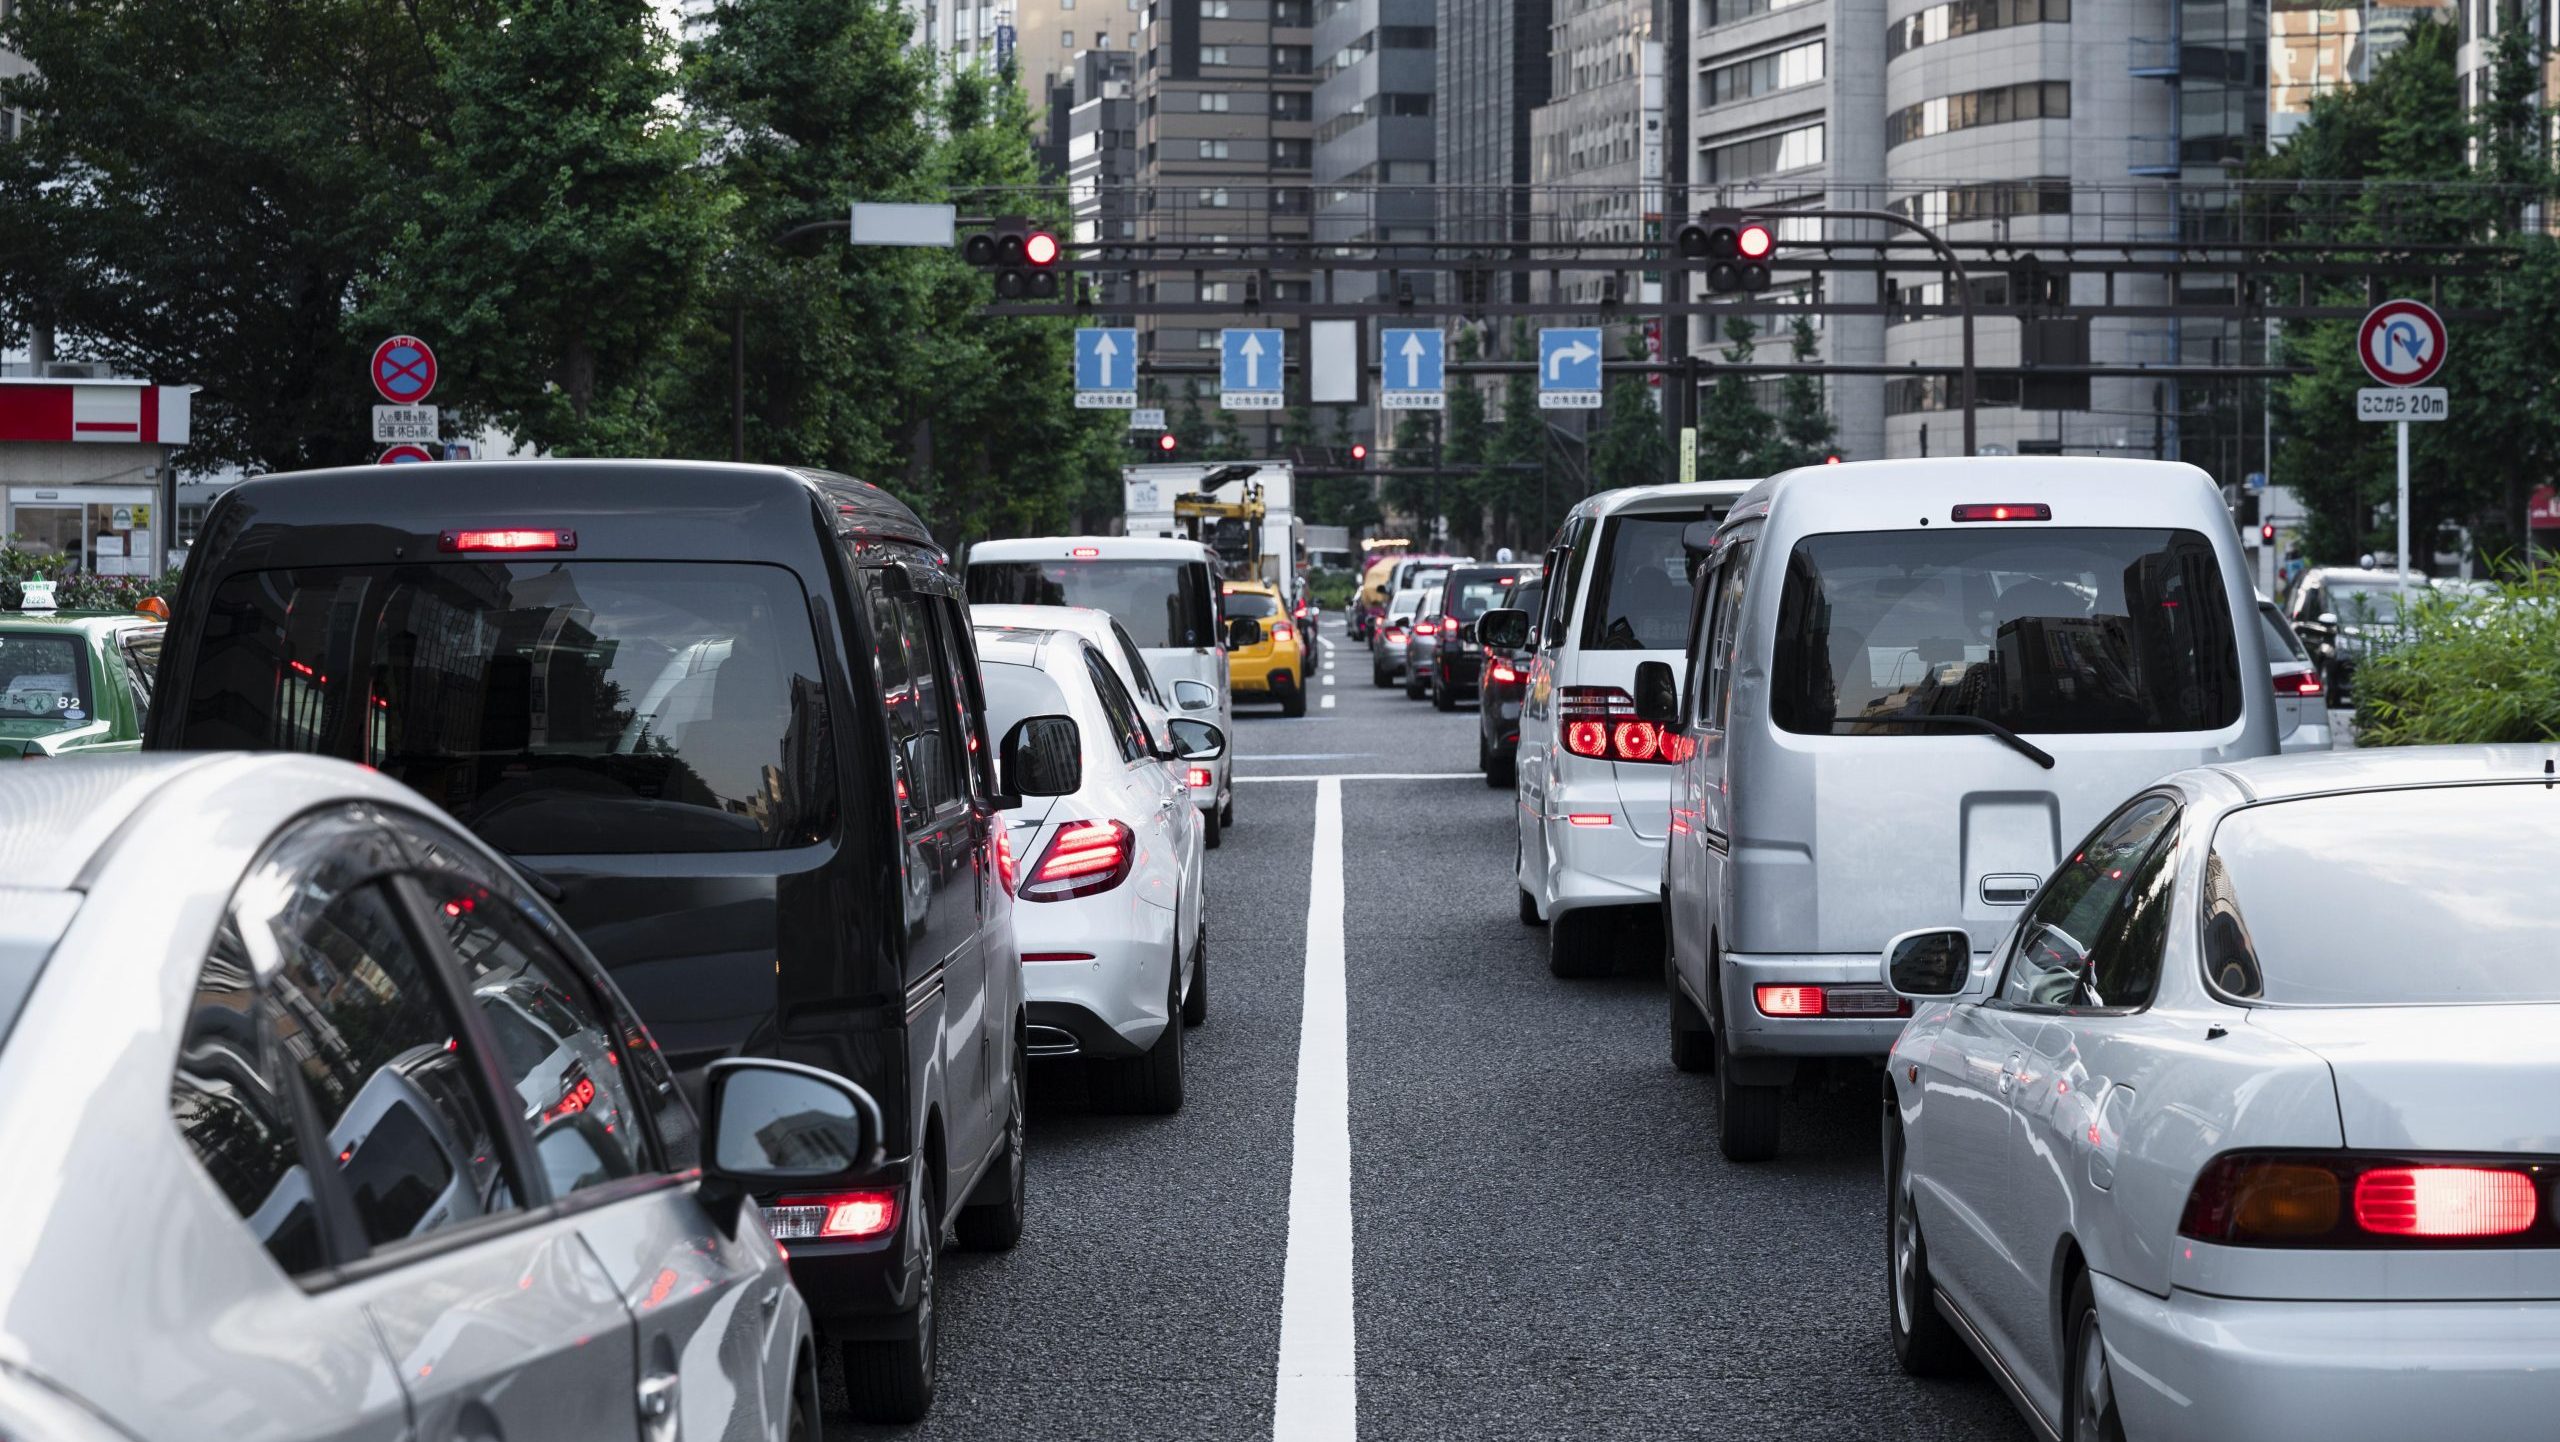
[2355,298,2448,602]
[2398,419,2411,599]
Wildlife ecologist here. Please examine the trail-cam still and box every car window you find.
[867,574,963,824]
[2257,604,2308,663]
[2000,795,2180,1010]
[171,915,329,1277]
[1111,621,1166,707]
[932,598,997,803]
[1699,541,1754,729]
[1509,581,1545,648]
[1083,645,1150,763]
[258,878,521,1253]
[0,630,95,739]
[1582,512,1711,652]
[1221,591,1282,619]
[121,627,162,720]
[1547,520,1589,644]
[967,558,1217,649]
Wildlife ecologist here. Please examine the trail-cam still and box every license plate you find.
[1823,988,1903,1016]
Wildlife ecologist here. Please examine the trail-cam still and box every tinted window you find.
[1221,591,1282,619]
[260,880,517,1251]
[868,579,962,822]
[1443,569,1530,621]
[1770,528,2243,736]
[121,629,162,720]
[1581,513,1705,651]
[1700,542,1755,728]
[1084,645,1150,763]
[178,562,837,854]
[2002,795,2179,1009]
[2257,604,2308,663]
[1110,622,1166,706]
[2203,785,2560,1005]
[2326,582,2403,625]
[1509,581,1545,645]
[171,918,326,1276]
[967,560,1217,648]
[0,631,93,739]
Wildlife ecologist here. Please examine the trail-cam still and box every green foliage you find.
[1303,567,1358,609]
[1765,316,1841,470]
[1695,318,1776,477]
[1590,333,1667,492]
[0,538,180,610]
[2354,567,2560,745]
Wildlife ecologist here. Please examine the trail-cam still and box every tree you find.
[1694,317,1776,478]
[1591,333,1668,491]
[1762,316,1841,470]
[1480,323,1554,551]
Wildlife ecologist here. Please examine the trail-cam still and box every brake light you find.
[1611,722,1660,762]
[1755,985,1825,1017]
[1019,819,1136,901]
[440,528,577,552]
[1414,620,1439,636]
[1559,687,1676,765]
[1071,546,1102,558]
[1949,504,2052,524]
[1489,661,1518,684]
[1022,951,1097,963]
[1567,813,1613,827]
[2355,1168,2538,1238]
[1186,765,1212,788]
[993,826,1018,894]
[768,1190,899,1241]
[1273,622,1294,641]
[2280,669,2325,699]
[2180,1153,2555,1246]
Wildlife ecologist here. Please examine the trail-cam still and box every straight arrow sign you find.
[1241,332,1265,389]
[1401,332,1426,388]
[1093,331,1119,388]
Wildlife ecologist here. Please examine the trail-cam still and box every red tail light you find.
[1949,503,2052,524]
[2279,669,2325,698]
[1489,661,1518,684]
[1019,819,1136,902]
[1414,620,1439,636]
[1559,687,1676,765]
[440,528,576,552]
[1755,985,1825,1017]
[2181,1153,2557,1247]
[1186,764,1212,788]
[1071,546,1102,558]
[1567,813,1614,827]
[1273,622,1294,642]
[993,826,1018,894]
[767,1189,898,1241]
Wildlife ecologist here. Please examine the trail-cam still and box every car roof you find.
[2198,744,2560,804]
[211,459,937,551]
[0,754,232,891]
[0,612,158,638]
[970,626,1059,667]
[1222,578,1279,595]
[1567,479,1756,523]
[1721,457,2221,539]
[970,602,1126,646]
[967,535,1215,562]
[2304,567,2418,585]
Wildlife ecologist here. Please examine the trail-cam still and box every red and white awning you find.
[0,380,194,446]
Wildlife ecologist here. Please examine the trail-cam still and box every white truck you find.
[1122,461,1304,606]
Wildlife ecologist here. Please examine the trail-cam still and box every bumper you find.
[1232,658,1304,697]
[2094,1273,2560,1440]
[1542,797,1664,917]
[1016,894,1178,1053]
[772,1157,923,1331]
[1189,755,1229,816]
[1436,653,1481,693]
[1715,953,1907,1060]
[2277,719,2335,754]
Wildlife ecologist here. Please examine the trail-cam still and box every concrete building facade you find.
[1313,0,1439,301]
[1439,0,1554,262]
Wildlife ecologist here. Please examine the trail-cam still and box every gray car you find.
[0,753,887,1442]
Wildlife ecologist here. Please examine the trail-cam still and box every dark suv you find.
[147,460,1048,1424]
[1423,564,1540,711]
[1477,575,1543,785]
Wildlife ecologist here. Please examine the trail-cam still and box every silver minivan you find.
[1643,459,2275,1161]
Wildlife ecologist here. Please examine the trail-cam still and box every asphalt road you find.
[831,620,2030,1440]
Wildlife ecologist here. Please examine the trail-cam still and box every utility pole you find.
[1659,0,1689,480]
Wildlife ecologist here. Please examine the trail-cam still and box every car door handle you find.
[638,1371,680,1442]
[1998,1052,2021,1094]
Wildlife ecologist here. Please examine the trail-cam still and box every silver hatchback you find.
[0,753,880,1442]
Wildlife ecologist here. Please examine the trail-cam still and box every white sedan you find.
[974,621,1223,1114]
[1881,746,2560,1441]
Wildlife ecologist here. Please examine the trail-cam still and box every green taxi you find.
[0,606,167,758]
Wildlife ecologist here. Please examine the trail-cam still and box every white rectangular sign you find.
[1308,320,1360,405]
[1074,392,1136,410]
[849,202,957,248]
[373,405,440,443]
[1130,407,1168,431]
[2357,387,2447,422]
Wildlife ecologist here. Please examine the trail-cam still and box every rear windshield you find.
[0,632,94,738]
[175,562,837,854]
[1581,512,1705,651]
[1443,569,1528,621]
[1221,591,1281,619]
[2258,604,2308,664]
[979,658,1072,738]
[1770,527,2243,736]
[2204,786,2560,1005]
[2325,581,2403,625]
[967,560,1216,650]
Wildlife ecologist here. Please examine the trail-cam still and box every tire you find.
[1477,732,1491,772]
[1432,675,1457,711]
[1222,792,1234,827]
[1669,940,1714,1075]
[1099,952,1186,1115]
[1547,908,1610,978]
[840,1174,939,1424]
[2065,1272,2127,1442]
[1518,886,1542,926]
[1281,685,1307,718]
[1887,1112,1972,1377]
[786,1355,820,1442]
[1182,924,1209,1026]
[954,1034,1026,1251]
[1404,663,1427,699]
[1202,803,1222,851]
[1372,664,1392,689]
[1713,978,1781,1161]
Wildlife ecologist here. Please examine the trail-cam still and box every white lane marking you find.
[1237,771,1477,784]
[1275,778,1355,1442]
[1321,693,1336,709]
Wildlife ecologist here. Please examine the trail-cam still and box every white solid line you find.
[1274,778,1355,1442]
[1237,770,1480,783]
[1321,693,1336,709]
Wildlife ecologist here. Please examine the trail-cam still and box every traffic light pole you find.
[1811,209,1977,456]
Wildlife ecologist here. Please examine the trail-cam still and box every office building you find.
[1314,0,1438,303]
[931,0,1151,148]
[1529,0,1655,310]
[1440,0,1554,264]
[1064,49,1143,253]
[2269,1,2430,144]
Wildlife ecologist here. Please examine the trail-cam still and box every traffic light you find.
[2260,521,2277,545]
[1674,209,1774,294]
[1348,442,1369,467]
[960,217,1061,300]
[1157,432,1178,455]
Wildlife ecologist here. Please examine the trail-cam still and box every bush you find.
[2353,565,2560,745]
[0,537,182,613]
[1304,567,1358,610]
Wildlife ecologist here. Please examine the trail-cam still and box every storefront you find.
[0,378,193,579]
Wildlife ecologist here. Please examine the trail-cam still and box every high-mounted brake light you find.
[2280,670,2325,699]
[1949,504,2052,524]
[1019,819,1136,902]
[767,1189,898,1241]
[441,528,577,553]
[1071,546,1102,558]
[2180,1153,2556,1247]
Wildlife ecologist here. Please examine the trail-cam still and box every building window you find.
[1703,40,1825,107]
[1273,92,1310,120]
[1201,44,1230,63]
[1887,178,2072,228]
[1200,188,1232,206]
[1061,29,1074,45]
[1097,30,1111,44]
[1886,81,2070,148]
[1704,0,1816,26]
[1887,0,2068,61]
[1885,374,2024,414]
[1203,0,1232,13]
[1201,138,1232,158]
[1700,121,1825,183]
[1202,282,1233,301]
[1200,91,1232,111]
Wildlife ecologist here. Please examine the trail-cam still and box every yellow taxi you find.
[1220,579,1308,717]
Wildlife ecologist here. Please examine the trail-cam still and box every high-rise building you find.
[930,0,1152,149]
[1529,0,1655,309]
[2269,1,2430,144]
[1440,0,1554,265]
[1314,0,1439,304]
[1134,0,1318,436]
[1064,49,1143,256]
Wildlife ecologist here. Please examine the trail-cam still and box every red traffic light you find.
[2260,521,2277,543]
[1824,454,1842,465]
[1157,432,1178,453]
[1738,224,1774,260]
[1024,231,1060,266]
[1350,443,1369,462]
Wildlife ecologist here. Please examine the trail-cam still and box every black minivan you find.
[148,460,1043,1423]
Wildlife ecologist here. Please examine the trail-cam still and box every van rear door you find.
[1568,508,1713,838]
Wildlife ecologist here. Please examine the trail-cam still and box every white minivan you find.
[1497,481,1754,977]
[1640,459,2277,1161]
[965,537,1237,844]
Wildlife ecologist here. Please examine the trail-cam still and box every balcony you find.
[2128,36,2178,78]
[2126,134,2179,177]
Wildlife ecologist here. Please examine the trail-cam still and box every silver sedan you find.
[0,753,881,1442]
[1880,746,2560,1440]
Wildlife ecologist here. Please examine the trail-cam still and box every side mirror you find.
[1883,927,1976,1000]
[1633,660,1680,724]
[1168,717,1226,760]
[698,1057,885,1234]
[1477,607,1531,651]
[999,714,1082,800]
[1226,616,1262,649]
[1172,678,1217,711]
[1459,620,1479,644]
[1681,519,1722,558]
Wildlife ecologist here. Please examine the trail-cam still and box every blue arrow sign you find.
[1075,328,1137,408]
[1221,328,1284,410]
[1539,328,1603,408]
[1381,328,1445,410]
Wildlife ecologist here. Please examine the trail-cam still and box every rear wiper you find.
[504,854,568,903]
[1834,715,2056,770]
